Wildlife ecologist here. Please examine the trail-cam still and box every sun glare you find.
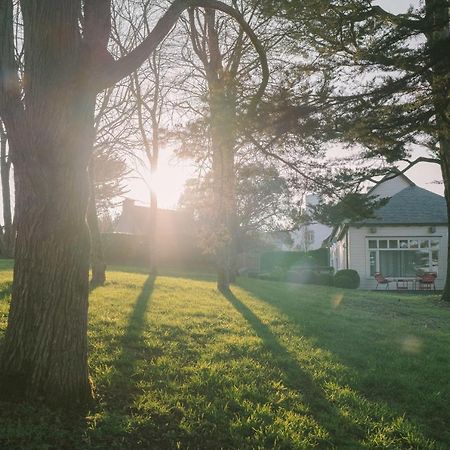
[130,151,195,210]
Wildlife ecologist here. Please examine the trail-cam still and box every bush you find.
[313,273,334,286]
[334,269,360,289]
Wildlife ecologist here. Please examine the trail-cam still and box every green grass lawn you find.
[0,261,449,449]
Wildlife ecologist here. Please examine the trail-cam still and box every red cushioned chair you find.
[417,272,437,290]
[374,272,391,290]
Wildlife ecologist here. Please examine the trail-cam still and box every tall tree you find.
[0,0,267,406]
[180,2,269,291]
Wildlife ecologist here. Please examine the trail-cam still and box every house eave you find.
[351,222,448,227]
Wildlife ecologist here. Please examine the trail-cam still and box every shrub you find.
[334,269,360,289]
[313,273,334,286]
[259,249,330,272]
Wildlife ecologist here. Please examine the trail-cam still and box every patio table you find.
[395,278,416,290]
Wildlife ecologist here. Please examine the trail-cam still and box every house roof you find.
[366,171,415,196]
[358,186,447,225]
[115,199,195,236]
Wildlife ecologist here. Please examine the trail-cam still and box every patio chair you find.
[374,272,391,290]
[417,272,437,290]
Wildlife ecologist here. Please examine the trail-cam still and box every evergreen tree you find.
[258,0,450,299]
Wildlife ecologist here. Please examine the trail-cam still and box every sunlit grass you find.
[0,260,449,449]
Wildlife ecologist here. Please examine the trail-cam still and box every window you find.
[367,238,439,277]
[369,251,377,276]
[305,230,315,244]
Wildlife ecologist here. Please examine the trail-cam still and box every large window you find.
[368,238,439,277]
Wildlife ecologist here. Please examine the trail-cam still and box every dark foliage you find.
[260,248,329,272]
[334,269,361,289]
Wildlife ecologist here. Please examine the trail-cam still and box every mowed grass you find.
[0,261,449,449]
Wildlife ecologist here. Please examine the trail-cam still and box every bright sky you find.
[125,147,195,210]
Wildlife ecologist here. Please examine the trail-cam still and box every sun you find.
[128,150,195,210]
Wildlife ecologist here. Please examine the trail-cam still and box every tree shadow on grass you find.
[235,280,444,448]
[222,289,360,447]
[0,275,161,450]
[102,274,156,406]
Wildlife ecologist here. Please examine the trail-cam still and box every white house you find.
[293,194,333,251]
[328,174,448,289]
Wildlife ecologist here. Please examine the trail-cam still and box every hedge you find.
[101,232,212,267]
[260,248,329,272]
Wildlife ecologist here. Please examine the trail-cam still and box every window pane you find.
[432,250,439,271]
[431,239,439,249]
[420,240,429,249]
[380,250,429,277]
[370,251,377,276]
[368,240,377,249]
[379,240,388,249]
[399,240,408,249]
[409,239,418,249]
[389,240,398,249]
[416,250,430,273]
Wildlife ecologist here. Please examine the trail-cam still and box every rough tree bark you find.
[210,76,238,291]
[0,0,267,406]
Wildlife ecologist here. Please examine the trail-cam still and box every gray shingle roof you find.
[359,186,448,225]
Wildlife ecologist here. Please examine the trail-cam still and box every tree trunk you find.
[0,124,13,257]
[426,0,450,301]
[148,119,159,275]
[0,1,95,404]
[189,9,240,292]
[87,163,106,286]
[210,83,238,292]
[440,143,450,301]
[0,152,93,405]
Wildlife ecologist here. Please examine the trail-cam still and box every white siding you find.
[347,225,447,290]
[294,222,332,251]
[330,237,347,272]
[293,193,333,251]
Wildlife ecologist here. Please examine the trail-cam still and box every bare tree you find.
[176,2,270,291]
[111,1,180,274]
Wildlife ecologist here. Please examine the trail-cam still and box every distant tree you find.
[0,0,267,407]
[180,161,295,249]
[0,121,13,257]
[175,2,271,290]
[88,82,134,286]
[110,0,180,274]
